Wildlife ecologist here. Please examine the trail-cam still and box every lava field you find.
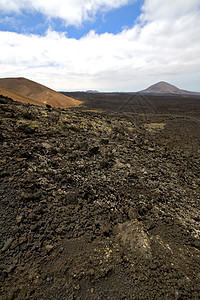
[0,93,200,299]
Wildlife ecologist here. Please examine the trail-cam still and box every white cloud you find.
[0,0,200,92]
[141,0,200,22]
[0,0,135,26]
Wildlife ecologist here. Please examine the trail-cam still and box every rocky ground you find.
[0,94,200,299]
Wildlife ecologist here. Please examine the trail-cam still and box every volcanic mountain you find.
[0,77,82,108]
[139,81,200,96]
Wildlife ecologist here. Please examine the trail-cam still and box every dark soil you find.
[0,93,200,299]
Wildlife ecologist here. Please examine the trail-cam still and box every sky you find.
[0,0,200,92]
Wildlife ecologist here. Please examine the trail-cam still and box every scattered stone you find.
[46,245,54,252]
[16,215,23,224]
[41,142,52,150]
[19,236,27,245]
[117,220,152,259]
[147,147,155,152]
[1,238,13,253]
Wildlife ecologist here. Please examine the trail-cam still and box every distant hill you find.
[86,90,99,93]
[0,77,82,108]
[139,81,200,96]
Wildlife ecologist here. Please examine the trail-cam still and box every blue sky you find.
[0,1,142,38]
[0,0,200,92]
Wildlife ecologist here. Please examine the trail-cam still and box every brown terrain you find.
[139,81,200,96]
[0,88,43,107]
[0,78,81,108]
[0,90,200,299]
